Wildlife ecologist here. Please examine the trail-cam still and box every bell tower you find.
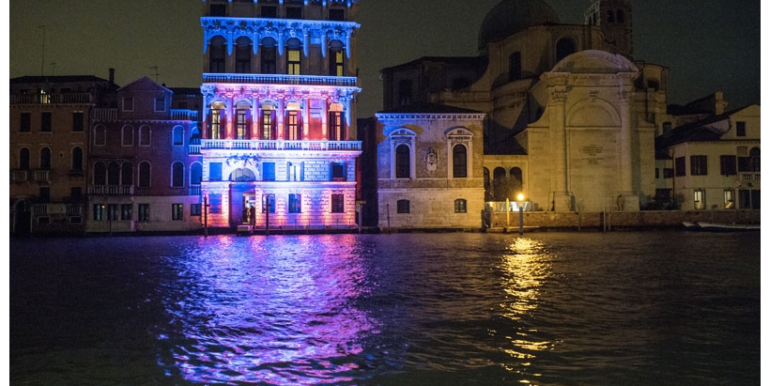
[584,0,633,59]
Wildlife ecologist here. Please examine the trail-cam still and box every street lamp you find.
[517,193,525,235]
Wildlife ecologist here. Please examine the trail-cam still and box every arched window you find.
[556,38,576,62]
[235,36,252,73]
[286,38,302,75]
[493,167,506,201]
[510,167,523,195]
[329,40,344,76]
[617,10,625,23]
[209,36,226,73]
[172,126,184,145]
[122,125,134,146]
[607,10,615,23]
[395,144,411,178]
[172,162,184,187]
[94,125,106,146]
[19,148,30,170]
[190,127,201,145]
[229,168,256,182]
[122,163,133,185]
[94,162,106,185]
[453,144,467,178]
[138,162,151,188]
[749,147,760,172]
[139,125,151,146]
[235,101,251,140]
[72,147,83,171]
[328,110,345,141]
[40,148,51,170]
[190,163,202,185]
[509,52,522,81]
[209,101,225,139]
[261,37,277,74]
[108,162,120,186]
[483,167,490,191]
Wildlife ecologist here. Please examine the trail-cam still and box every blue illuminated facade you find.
[198,0,362,229]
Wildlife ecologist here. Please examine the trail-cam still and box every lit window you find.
[289,194,302,213]
[454,199,467,213]
[328,111,344,140]
[261,110,274,140]
[93,204,105,221]
[287,110,300,140]
[262,194,276,213]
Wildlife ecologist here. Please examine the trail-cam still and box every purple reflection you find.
[161,235,378,384]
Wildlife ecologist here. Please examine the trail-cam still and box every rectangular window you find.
[287,111,300,140]
[154,98,165,112]
[288,49,301,75]
[655,168,659,179]
[736,121,746,137]
[397,199,410,214]
[663,168,674,178]
[261,5,277,17]
[138,204,150,221]
[70,187,82,202]
[331,50,344,76]
[289,194,302,213]
[261,110,273,140]
[690,155,708,176]
[263,162,276,181]
[693,190,705,210]
[329,8,344,20]
[454,199,467,213]
[107,204,119,220]
[720,155,737,176]
[331,194,344,213]
[236,109,248,139]
[191,203,201,216]
[20,112,30,132]
[332,162,345,181]
[123,96,134,111]
[398,80,412,106]
[211,108,221,139]
[286,6,302,18]
[172,204,184,220]
[121,204,133,221]
[328,111,344,140]
[39,187,50,203]
[209,194,222,214]
[72,111,84,131]
[261,47,276,74]
[93,204,105,221]
[655,189,672,201]
[262,194,276,213]
[675,157,686,176]
[209,162,223,181]
[724,189,735,209]
[41,112,52,132]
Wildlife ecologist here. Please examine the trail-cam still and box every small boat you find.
[695,222,760,232]
[682,221,700,231]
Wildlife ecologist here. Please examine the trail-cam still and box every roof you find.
[117,76,172,93]
[381,56,485,73]
[378,102,482,114]
[656,105,755,148]
[10,75,111,84]
[478,0,560,49]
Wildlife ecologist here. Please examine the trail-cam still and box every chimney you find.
[109,68,115,84]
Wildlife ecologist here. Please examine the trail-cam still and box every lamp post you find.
[517,193,525,235]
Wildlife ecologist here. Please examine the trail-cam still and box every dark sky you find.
[9,0,761,118]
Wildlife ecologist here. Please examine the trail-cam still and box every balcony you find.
[11,93,93,105]
[88,185,135,195]
[740,172,761,187]
[12,170,28,182]
[201,139,361,152]
[170,109,199,121]
[92,108,118,120]
[33,170,50,183]
[189,185,202,196]
[203,73,358,88]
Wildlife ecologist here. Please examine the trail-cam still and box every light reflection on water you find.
[9,232,761,386]
[160,234,377,384]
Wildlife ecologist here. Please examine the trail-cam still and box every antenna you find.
[149,65,159,83]
[38,25,46,76]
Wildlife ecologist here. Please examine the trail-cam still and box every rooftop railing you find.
[203,73,357,87]
[11,93,93,105]
[92,108,118,120]
[201,139,361,152]
[170,109,200,121]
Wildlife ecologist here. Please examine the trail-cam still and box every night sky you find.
[8,0,761,118]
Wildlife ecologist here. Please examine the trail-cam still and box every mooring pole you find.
[265,195,270,236]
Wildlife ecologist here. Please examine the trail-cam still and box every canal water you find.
[10,232,760,385]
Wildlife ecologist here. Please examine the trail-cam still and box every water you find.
[10,232,760,385]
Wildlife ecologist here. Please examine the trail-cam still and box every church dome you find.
[478,0,560,49]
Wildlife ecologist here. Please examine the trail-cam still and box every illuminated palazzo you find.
[198,0,362,229]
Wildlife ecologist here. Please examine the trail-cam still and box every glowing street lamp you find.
[517,193,525,235]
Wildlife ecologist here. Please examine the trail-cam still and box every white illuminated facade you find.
[198,0,362,229]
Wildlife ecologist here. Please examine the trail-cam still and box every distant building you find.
[197,0,362,230]
[87,77,202,233]
[10,73,117,234]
